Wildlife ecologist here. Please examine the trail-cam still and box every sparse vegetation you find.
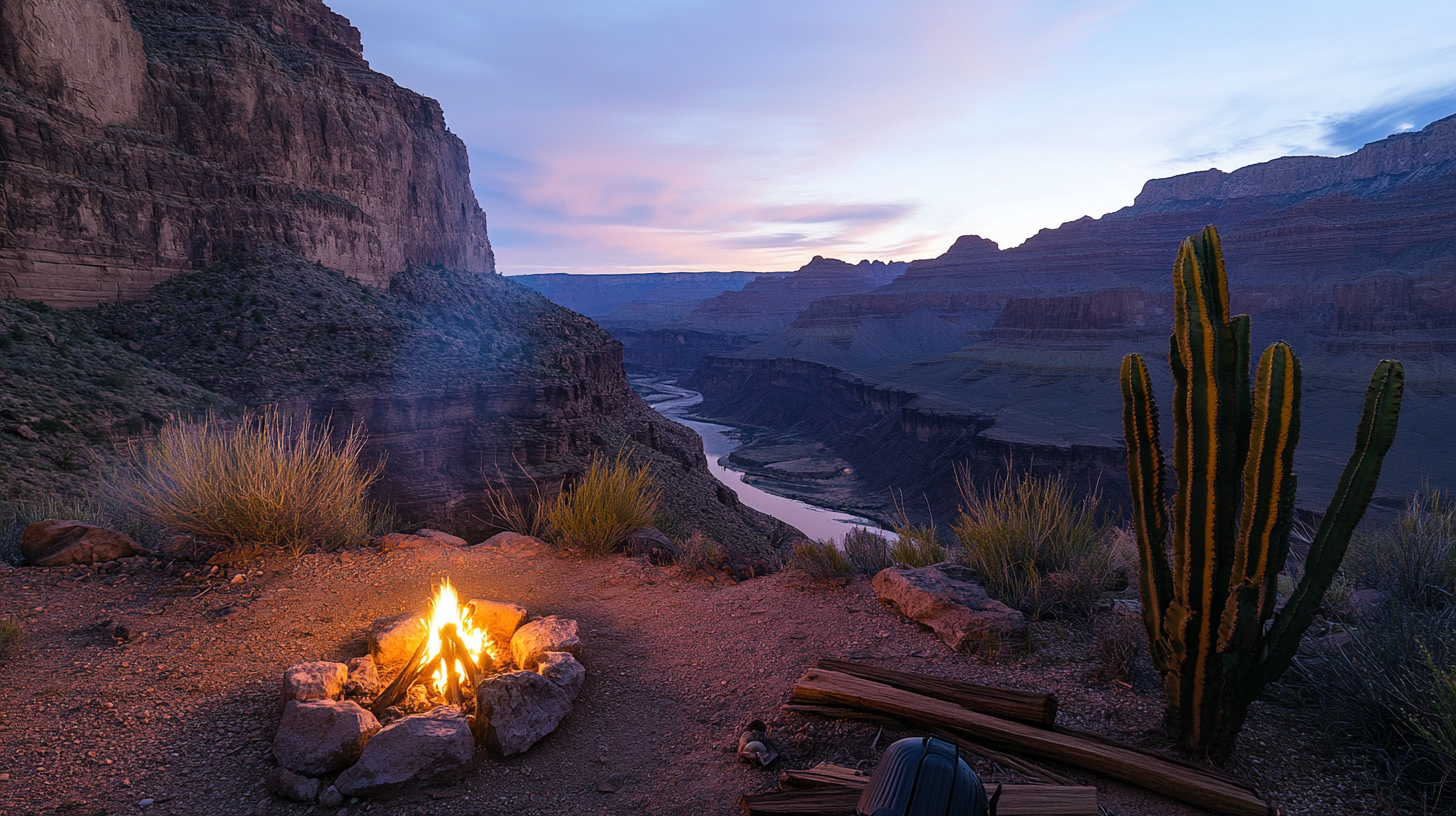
[889,492,945,566]
[544,450,660,556]
[950,468,1118,619]
[111,408,385,554]
[1291,486,1456,806]
[842,527,893,574]
[1093,610,1144,684]
[0,618,24,660]
[677,531,725,575]
[478,458,552,539]
[789,539,852,584]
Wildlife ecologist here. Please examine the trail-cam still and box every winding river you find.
[637,378,890,542]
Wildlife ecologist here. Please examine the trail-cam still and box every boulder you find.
[476,670,573,756]
[465,599,528,646]
[376,532,443,551]
[334,706,474,797]
[273,699,381,776]
[414,529,466,547]
[536,651,586,701]
[20,520,140,566]
[264,767,320,803]
[368,611,427,667]
[281,661,348,705]
[344,656,379,697]
[474,532,549,557]
[510,616,580,670]
[872,563,1026,653]
[622,527,676,565]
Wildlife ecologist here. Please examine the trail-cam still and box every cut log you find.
[743,781,1099,816]
[779,764,871,790]
[781,704,910,730]
[815,659,1056,727]
[937,732,1081,786]
[791,669,1273,816]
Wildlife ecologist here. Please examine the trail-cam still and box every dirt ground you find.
[0,541,1393,816]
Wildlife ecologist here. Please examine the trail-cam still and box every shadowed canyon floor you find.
[0,543,1390,815]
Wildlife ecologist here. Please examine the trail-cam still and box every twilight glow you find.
[327,0,1456,274]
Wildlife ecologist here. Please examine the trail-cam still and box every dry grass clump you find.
[677,531,725,575]
[789,539,852,584]
[112,408,384,554]
[0,618,24,660]
[1093,610,1145,684]
[950,469,1120,619]
[889,492,946,567]
[545,451,660,556]
[843,527,893,574]
[478,459,552,539]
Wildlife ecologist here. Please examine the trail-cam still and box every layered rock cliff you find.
[0,0,783,554]
[1,0,492,307]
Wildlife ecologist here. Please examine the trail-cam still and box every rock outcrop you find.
[0,0,492,307]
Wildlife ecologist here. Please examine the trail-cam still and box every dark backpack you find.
[855,736,998,816]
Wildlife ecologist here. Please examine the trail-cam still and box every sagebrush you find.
[843,527,893,574]
[111,409,385,554]
[951,468,1119,618]
[545,450,660,556]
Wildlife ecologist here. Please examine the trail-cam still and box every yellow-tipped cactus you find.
[1120,226,1404,762]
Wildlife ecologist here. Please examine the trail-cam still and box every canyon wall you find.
[0,0,493,307]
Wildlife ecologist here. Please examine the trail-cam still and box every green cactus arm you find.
[1121,353,1173,655]
[1257,360,1403,687]
[1230,315,1253,481]
[1219,343,1300,654]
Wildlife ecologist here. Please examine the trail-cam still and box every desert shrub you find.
[1093,610,1145,684]
[1289,487,1456,806]
[111,408,384,554]
[889,492,946,566]
[790,539,852,584]
[478,458,551,539]
[545,450,660,556]
[678,531,724,575]
[842,527,893,574]
[950,469,1119,619]
[0,619,23,660]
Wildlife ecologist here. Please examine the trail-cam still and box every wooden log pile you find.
[751,658,1276,816]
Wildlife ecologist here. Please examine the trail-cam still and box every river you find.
[635,378,891,542]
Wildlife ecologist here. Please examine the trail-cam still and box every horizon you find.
[329,1,1456,276]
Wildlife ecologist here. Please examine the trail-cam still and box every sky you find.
[326,0,1456,275]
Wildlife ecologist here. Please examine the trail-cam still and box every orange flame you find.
[421,579,500,695]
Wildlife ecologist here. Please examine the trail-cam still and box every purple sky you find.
[326,0,1456,275]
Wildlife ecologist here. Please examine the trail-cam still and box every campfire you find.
[369,580,505,720]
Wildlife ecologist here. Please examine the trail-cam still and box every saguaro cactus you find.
[1120,225,1404,762]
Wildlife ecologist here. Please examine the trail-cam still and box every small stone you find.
[464,599,528,645]
[368,611,427,667]
[476,670,573,756]
[273,699,381,776]
[281,661,348,705]
[230,573,245,585]
[536,651,586,700]
[473,532,549,556]
[510,616,580,670]
[597,773,625,793]
[319,786,344,807]
[335,706,474,797]
[265,767,321,802]
[414,529,466,547]
[20,520,141,567]
[343,656,379,696]
[139,799,155,807]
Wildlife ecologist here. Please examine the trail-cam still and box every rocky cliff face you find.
[1,0,782,554]
[1,0,492,307]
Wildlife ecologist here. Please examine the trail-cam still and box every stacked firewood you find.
[740,659,1275,816]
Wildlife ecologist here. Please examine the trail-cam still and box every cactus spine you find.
[1120,226,1404,762]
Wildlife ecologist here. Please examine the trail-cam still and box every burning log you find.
[790,668,1274,816]
[814,659,1056,727]
[370,633,430,716]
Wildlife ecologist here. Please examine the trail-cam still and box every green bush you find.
[842,527,893,574]
[545,450,660,556]
[111,408,385,554]
[789,539,852,584]
[950,469,1119,618]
